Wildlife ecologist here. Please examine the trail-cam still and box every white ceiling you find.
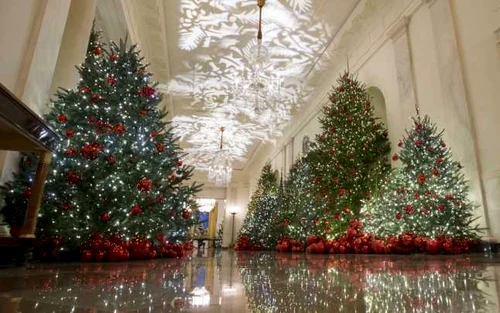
[99,0,360,175]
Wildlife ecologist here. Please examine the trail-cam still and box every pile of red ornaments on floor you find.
[34,233,194,262]
[234,235,261,251]
[237,219,480,255]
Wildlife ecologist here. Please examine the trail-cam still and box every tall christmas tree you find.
[0,30,200,251]
[363,115,479,249]
[307,72,390,237]
[236,163,278,250]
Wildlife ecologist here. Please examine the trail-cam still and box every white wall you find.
[243,0,500,241]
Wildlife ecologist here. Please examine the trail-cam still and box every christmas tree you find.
[0,30,200,255]
[236,163,278,250]
[306,72,390,238]
[363,115,479,251]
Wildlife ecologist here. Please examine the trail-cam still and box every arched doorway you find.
[366,86,388,127]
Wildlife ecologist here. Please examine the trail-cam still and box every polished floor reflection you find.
[0,250,499,312]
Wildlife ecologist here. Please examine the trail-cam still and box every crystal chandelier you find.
[195,198,217,212]
[231,0,287,117]
[208,127,233,186]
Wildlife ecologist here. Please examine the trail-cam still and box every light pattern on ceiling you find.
[163,0,341,169]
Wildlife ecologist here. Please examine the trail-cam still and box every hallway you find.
[1,250,500,312]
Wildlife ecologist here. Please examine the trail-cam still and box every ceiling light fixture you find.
[208,127,233,186]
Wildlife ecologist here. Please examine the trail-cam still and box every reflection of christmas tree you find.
[307,72,390,238]
[364,116,479,243]
[237,164,278,249]
[0,30,200,250]
[236,253,491,313]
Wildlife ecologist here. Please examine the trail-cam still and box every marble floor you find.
[0,250,500,313]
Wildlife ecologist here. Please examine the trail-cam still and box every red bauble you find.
[137,178,153,192]
[100,212,110,222]
[337,188,346,196]
[437,204,445,212]
[94,250,105,262]
[59,202,73,211]
[110,54,119,61]
[441,141,446,147]
[405,205,414,214]
[140,110,148,117]
[182,209,191,219]
[416,123,423,132]
[156,194,165,203]
[435,158,444,165]
[106,155,116,165]
[392,153,399,161]
[130,204,142,216]
[113,124,126,134]
[93,46,102,55]
[346,228,357,238]
[106,75,117,87]
[337,86,344,92]
[79,86,91,94]
[81,143,103,160]
[426,239,442,254]
[64,146,77,157]
[150,131,158,138]
[138,86,155,98]
[414,139,423,146]
[22,188,32,197]
[432,168,439,176]
[65,129,75,138]
[343,206,351,214]
[80,250,92,262]
[383,130,389,137]
[90,93,103,104]
[57,114,67,123]
[156,143,165,152]
[417,173,427,184]
[396,212,402,220]
[176,160,183,167]
[65,172,81,185]
[398,140,403,147]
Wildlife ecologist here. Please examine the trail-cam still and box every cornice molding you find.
[386,16,410,40]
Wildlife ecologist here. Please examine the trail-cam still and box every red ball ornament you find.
[107,76,117,87]
[432,168,440,176]
[435,158,444,165]
[137,178,153,192]
[106,154,116,165]
[346,228,357,238]
[156,143,165,152]
[22,188,32,197]
[176,160,183,167]
[426,239,442,254]
[337,86,344,92]
[57,114,67,123]
[65,172,81,185]
[130,204,142,216]
[150,131,158,138]
[93,46,102,55]
[383,130,389,137]
[156,194,165,203]
[64,146,77,157]
[90,93,103,104]
[396,213,403,220]
[437,204,445,212]
[110,54,119,61]
[414,139,423,146]
[79,86,91,94]
[81,143,103,160]
[65,129,75,138]
[392,153,399,161]
[100,212,110,222]
[59,202,73,211]
[441,141,446,147]
[415,123,423,132]
[94,250,105,262]
[182,209,191,220]
[140,110,148,117]
[417,173,427,184]
[337,188,346,196]
[138,86,155,98]
[113,124,126,134]
[405,205,414,214]
[398,140,403,147]
[80,250,93,262]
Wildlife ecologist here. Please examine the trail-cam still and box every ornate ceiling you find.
[109,0,360,176]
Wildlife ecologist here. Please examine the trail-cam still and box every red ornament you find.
[90,93,103,103]
[445,194,454,200]
[130,204,142,216]
[150,131,158,138]
[94,250,105,262]
[182,209,191,219]
[435,158,444,166]
[137,178,153,192]
[65,172,81,185]
[392,153,399,161]
[426,239,441,254]
[106,75,117,87]
[414,139,423,146]
[79,86,91,94]
[59,202,73,211]
[432,168,439,176]
[417,173,427,184]
[81,143,103,160]
[64,146,77,157]
[441,141,446,147]
[398,140,403,147]
[176,160,183,167]
[337,188,346,196]
[337,86,344,92]
[416,124,423,132]
[140,110,148,117]
[437,204,445,212]
[156,143,165,152]
[414,192,420,199]
[106,155,116,165]
[57,114,67,123]
[383,130,389,137]
[113,124,126,135]
[138,86,155,98]
[93,46,102,55]
[405,205,414,214]
[100,212,110,221]
[346,228,357,238]
[22,188,31,197]
[80,250,93,262]
[342,206,351,214]
[65,129,75,138]
[110,54,119,61]
[396,213,403,220]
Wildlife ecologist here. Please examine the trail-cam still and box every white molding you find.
[386,16,410,40]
